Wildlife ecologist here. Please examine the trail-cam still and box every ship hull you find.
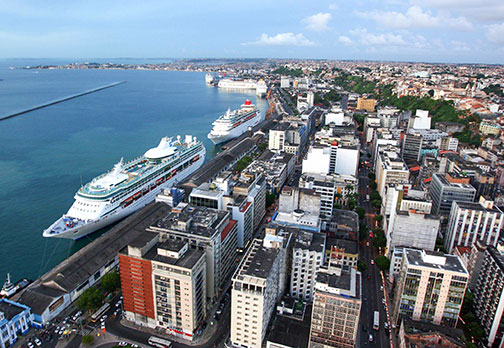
[207,111,262,145]
[43,152,205,240]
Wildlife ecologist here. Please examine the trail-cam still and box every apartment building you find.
[429,173,476,216]
[376,146,410,197]
[445,197,504,253]
[392,249,468,327]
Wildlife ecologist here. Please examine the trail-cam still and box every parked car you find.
[27,342,34,348]
[382,298,386,305]
[380,285,384,291]
[370,260,375,265]
[369,334,374,342]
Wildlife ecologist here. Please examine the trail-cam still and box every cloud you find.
[338,36,353,46]
[356,6,473,31]
[242,33,316,46]
[451,40,470,51]
[349,28,405,46]
[329,3,338,10]
[413,0,504,22]
[302,12,332,32]
[486,23,504,44]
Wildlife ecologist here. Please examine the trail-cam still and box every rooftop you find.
[0,300,27,321]
[267,303,312,348]
[326,237,358,255]
[236,239,280,280]
[405,249,467,274]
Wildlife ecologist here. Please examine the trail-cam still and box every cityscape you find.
[1,2,504,348]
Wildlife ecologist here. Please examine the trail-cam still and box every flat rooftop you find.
[405,249,467,274]
[144,241,204,270]
[267,304,312,348]
[326,237,358,255]
[238,240,279,280]
[0,300,26,320]
[456,201,502,214]
[315,268,361,300]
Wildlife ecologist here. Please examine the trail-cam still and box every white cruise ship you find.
[43,135,205,240]
[217,78,257,90]
[207,100,263,145]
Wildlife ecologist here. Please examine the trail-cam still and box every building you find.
[234,172,267,232]
[444,197,504,253]
[148,204,237,300]
[228,196,255,250]
[474,246,504,347]
[392,249,468,327]
[302,144,331,175]
[275,186,321,232]
[398,320,465,348]
[230,239,284,348]
[299,172,357,218]
[0,300,32,348]
[437,137,459,152]
[302,142,359,177]
[325,238,359,269]
[435,122,465,134]
[325,107,345,126]
[281,77,291,89]
[429,173,476,216]
[120,233,206,340]
[402,133,423,163]
[466,240,487,291]
[356,97,376,112]
[289,231,325,301]
[309,266,361,348]
[376,146,410,197]
[479,120,500,136]
[266,300,312,348]
[386,209,440,254]
[408,110,431,130]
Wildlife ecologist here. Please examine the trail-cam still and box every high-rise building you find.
[376,146,410,197]
[474,246,504,347]
[120,233,206,341]
[234,172,266,232]
[467,240,488,291]
[148,204,237,300]
[445,197,504,253]
[289,230,325,301]
[392,249,468,327]
[230,239,285,348]
[437,137,459,152]
[429,173,476,216]
[408,110,431,130]
[280,77,291,89]
[402,132,423,163]
[228,195,255,250]
[309,266,362,348]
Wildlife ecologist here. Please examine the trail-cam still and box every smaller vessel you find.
[205,73,215,85]
[0,274,32,298]
[208,100,263,145]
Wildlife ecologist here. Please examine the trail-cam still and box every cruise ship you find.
[43,135,205,240]
[217,78,257,90]
[207,100,263,145]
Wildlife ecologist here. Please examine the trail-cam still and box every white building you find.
[0,300,33,348]
[408,109,431,130]
[376,146,410,197]
[280,77,290,89]
[445,197,504,253]
[290,231,325,301]
[325,107,345,126]
[230,239,284,348]
[302,145,331,174]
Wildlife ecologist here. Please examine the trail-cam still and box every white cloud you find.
[242,33,316,46]
[356,6,473,31]
[302,12,332,32]
[451,40,470,51]
[329,3,338,10]
[413,0,504,22]
[349,28,405,46]
[486,23,504,44]
[338,35,353,46]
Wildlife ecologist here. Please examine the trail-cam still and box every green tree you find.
[372,230,387,249]
[373,215,384,226]
[371,200,382,209]
[235,156,253,172]
[375,256,391,271]
[258,142,267,151]
[266,192,276,208]
[101,271,121,293]
[357,260,368,272]
[368,173,376,180]
[369,181,377,190]
[82,335,94,345]
[367,153,371,158]
[356,207,366,220]
[466,321,484,342]
[77,287,104,312]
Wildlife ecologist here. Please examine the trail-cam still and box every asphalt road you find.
[357,142,392,348]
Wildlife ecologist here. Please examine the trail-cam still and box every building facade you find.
[429,173,476,216]
[0,300,32,348]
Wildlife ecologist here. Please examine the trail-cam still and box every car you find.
[35,339,42,347]
[214,313,220,321]
[380,285,384,291]
[367,275,371,280]
[216,309,222,315]
[368,334,374,342]
[371,260,375,265]
[101,322,105,330]
[118,342,127,347]
[382,298,386,305]
[196,328,203,336]
[115,300,122,307]
[362,324,367,332]
[384,322,389,329]
[202,322,207,330]
[27,343,34,348]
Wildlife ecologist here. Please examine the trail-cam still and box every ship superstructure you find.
[43,135,205,240]
[207,100,262,145]
[217,78,257,90]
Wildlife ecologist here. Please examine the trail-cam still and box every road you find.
[357,141,392,348]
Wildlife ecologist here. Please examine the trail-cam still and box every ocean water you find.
[0,59,267,283]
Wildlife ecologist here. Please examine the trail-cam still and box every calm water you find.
[0,59,267,283]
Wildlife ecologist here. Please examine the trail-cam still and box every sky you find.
[0,0,503,64]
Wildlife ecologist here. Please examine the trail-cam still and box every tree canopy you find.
[101,271,121,293]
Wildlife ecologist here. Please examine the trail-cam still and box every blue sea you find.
[0,58,267,283]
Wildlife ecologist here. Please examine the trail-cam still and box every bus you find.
[90,303,110,323]
[148,336,173,348]
[373,311,380,330]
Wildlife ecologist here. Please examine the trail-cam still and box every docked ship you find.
[43,135,206,240]
[0,274,32,299]
[217,78,257,90]
[205,73,215,85]
[207,100,263,145]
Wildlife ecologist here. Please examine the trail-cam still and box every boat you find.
[43,135,206,240]
[205,73,215,85]
[217,78,257,90]
[207,100,263,145]
[0,274,32,298]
